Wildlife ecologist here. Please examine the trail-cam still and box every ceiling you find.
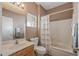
[36,2,67,10]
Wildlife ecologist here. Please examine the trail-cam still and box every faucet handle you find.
[15,39,18,44]
[0,53,3,56]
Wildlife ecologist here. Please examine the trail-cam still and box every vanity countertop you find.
[1,40,34,56]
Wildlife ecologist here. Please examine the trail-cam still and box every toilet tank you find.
[30,37,39,46]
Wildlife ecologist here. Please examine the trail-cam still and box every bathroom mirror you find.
[2,16,13,41]
[15,27,24,39]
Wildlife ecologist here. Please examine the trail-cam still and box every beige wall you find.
[2,9,26,39]
[24,2,38,40]
[24,2,46,16]
[48,2,73,22]
[47,2,73,14]
[26,27,37,40]
[24,3,46,40]
[24,2,38,16]
[50,9,73,21]
[40,5,46,16]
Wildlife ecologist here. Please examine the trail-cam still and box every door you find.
[72,2,79,56]
[0,3,2,56]
[2,16,13,41]
[0,16,2,56]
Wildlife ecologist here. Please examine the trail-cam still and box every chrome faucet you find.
[0,53,3,56]
[15,39,18,44]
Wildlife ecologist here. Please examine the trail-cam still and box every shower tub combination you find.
[48,46,76,56]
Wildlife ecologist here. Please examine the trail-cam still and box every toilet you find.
[30,37,47,56]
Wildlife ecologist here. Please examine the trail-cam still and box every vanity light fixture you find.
[10,2,24,9]
[19,3,24,9]
[21,3,24,7]
[16,2,21,6]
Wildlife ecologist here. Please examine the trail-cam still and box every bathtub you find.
[48,46,76,56]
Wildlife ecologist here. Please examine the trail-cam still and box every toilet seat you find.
[36,46,46,51]
[35,46,47,55]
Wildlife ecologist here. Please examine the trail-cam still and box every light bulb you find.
[16,2,21,5]
[21,3,24,7]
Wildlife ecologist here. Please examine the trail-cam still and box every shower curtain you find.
[40,15,52,53]
[40,15,74,55]
[49,19,75,55]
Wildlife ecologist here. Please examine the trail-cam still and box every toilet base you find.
[35,51,46,56]
[36,52,46,56]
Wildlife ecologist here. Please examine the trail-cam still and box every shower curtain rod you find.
[48,8,73,16]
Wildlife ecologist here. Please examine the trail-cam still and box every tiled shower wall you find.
[50,19,73,51]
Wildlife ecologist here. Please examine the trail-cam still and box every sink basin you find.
[2,39,27,51]
[2,40,16,48]
[1,39,34,56]
[8,42,27,52]
[3,44,14,47]
[17,39,26,44]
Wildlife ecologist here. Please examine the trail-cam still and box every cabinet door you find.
[11,45,34,56]
[2,16,13,41]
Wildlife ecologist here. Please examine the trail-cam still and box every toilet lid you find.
[36,46,46,51]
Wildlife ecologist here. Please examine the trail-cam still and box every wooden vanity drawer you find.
[11,45,34,56]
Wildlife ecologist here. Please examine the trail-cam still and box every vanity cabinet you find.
[11,45,34,56]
